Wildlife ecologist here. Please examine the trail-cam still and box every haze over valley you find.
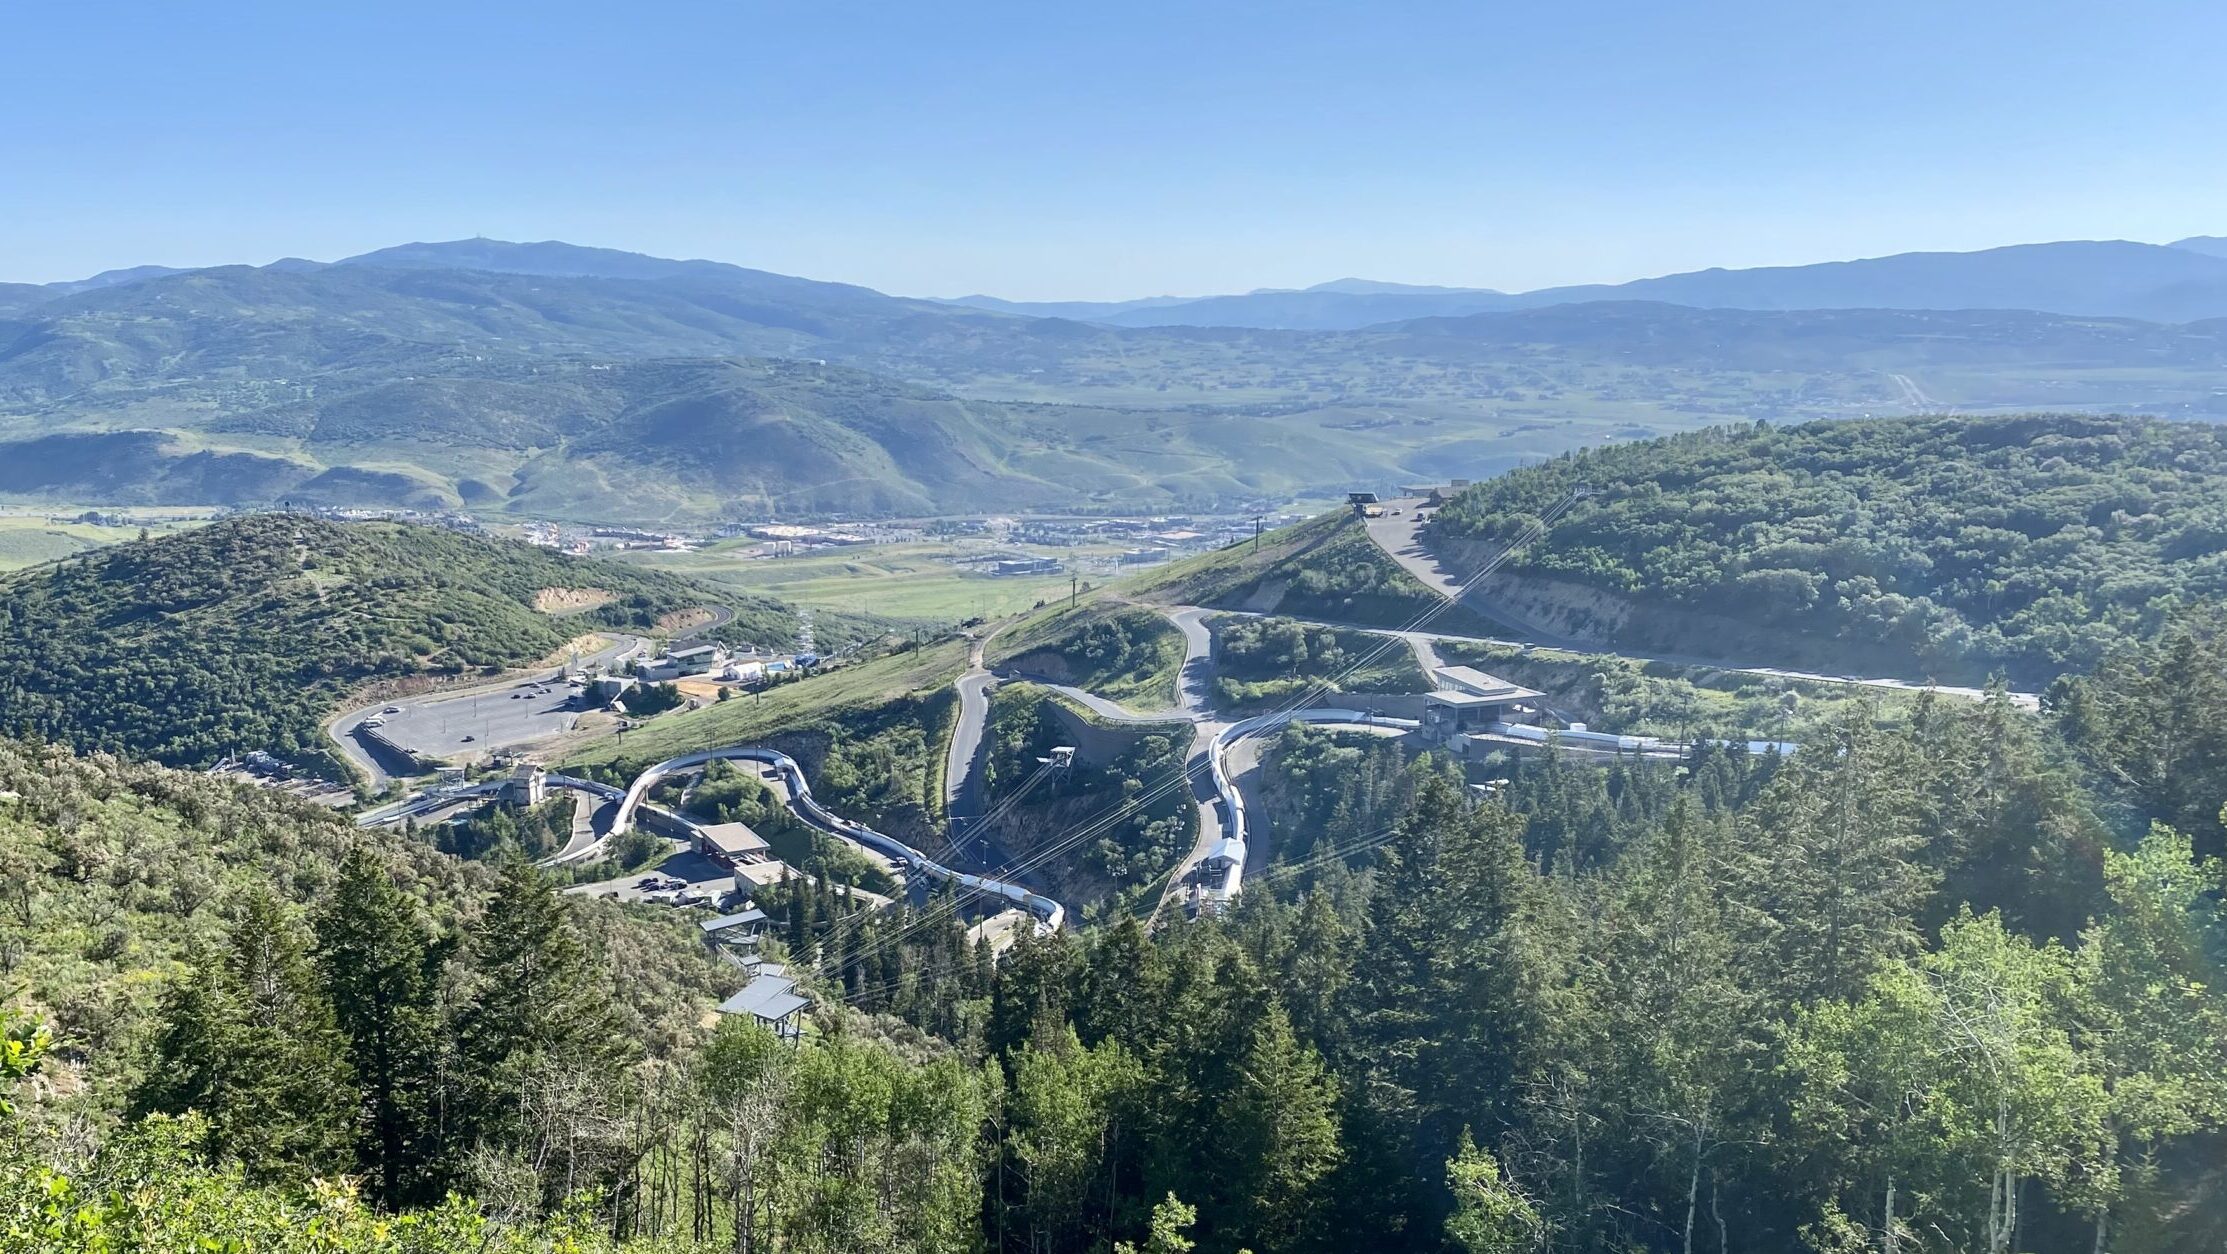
[13,5,2227,1253]
[8,234,2227,522]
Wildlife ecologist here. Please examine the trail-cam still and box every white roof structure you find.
[697,821,771,860]
[718,974,808,1024]
[1201,836,1247,868]
[1431,666,1544,702]
[699,908,768,934]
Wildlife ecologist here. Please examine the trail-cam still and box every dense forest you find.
[1426,414,2227,679]
[0,515,840,773]
[17,663,2227,1252]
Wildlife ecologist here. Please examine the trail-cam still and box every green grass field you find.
[619,539,1115,623]
[562,637,972,768]
[0,514,205,571]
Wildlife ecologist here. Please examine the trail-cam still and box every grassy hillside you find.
[1129,510,1500,633]
[990,602,1187,709]
[1426,413,2227,679]
[0,514,850,772]
[625,537,1085,623]
[0,512,202,570]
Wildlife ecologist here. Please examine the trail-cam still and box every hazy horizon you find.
[9,0,2226,299]
[11,230,2224,306]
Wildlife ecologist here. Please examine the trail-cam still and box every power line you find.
[814,488,1586,981]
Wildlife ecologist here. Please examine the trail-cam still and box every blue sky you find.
[6,0,2223,298]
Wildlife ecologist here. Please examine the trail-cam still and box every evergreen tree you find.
[312,846,448,1208]
[451,859,633,1205]
[2065,826,2227,1251]
[132,891,358,1183]
[1444,1130,1546,1254]
[1214,1005,1341,1252]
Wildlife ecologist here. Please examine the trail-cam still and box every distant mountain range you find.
[4,235,2227,521]
[942,238,2227,329]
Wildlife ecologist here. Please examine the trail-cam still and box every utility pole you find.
[1252,515,1264,554]
[1069,576,1079,609]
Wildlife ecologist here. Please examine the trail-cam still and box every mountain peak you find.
[333,237,737,282]
[2170,235,2227,260]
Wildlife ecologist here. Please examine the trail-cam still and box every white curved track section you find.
[360,715,1416,931]
[1198,709,1419,907]
[613,745,1066,932]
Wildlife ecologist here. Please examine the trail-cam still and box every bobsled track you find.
[588,708,1420,938]
[607,744,1070,932]
[354,702,1423,943]
[1196,708,1418,908]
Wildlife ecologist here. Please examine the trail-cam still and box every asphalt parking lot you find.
[363,676,584,761]
[566,848,741,904]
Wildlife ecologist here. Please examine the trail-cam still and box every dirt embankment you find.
[534,587,616,614]
[1438,537,1954,681]
[534,633,614,668]
[656,607,717,633]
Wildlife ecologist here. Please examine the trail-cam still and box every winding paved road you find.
[944,627,1003,821]
[1351,506,2038,709]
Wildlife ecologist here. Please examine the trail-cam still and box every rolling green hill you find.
[0,514,860,771]
[13,243,2227,520]
[1128,509,1499,633]
[1424,413,2227,679]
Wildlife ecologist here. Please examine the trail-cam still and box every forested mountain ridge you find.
[0,738,727,1136]
[1425,413,2227,680]
[0,514,849,771]
[13,242,2227,518]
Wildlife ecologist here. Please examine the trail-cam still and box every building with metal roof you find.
[1421,667,1545,743]
[1199,836,1247,872]
[718,973,809,1041]
[698,907,769,935]
[695,821,772,865]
